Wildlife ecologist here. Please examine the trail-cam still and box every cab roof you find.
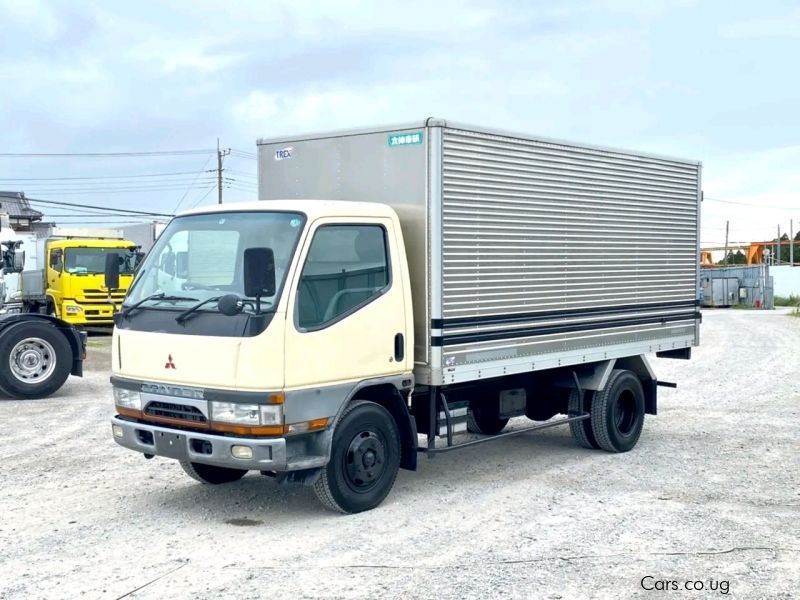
[48,238,135,248]
[179,199,397,221]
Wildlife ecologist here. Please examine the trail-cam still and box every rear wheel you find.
[568,389,599,449]
[314,400,400,514]
[467,404,509,435]
[0,322,72,399]
[590,369,645,453]
[180,461,248,484]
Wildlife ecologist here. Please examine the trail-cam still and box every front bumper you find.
[62,300,118,325]
[111,416,327,472]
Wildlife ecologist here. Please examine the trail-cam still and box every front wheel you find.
[590,369,645,453]
[0,322,72,399]
[180,461,248,484]
[314,400,400,514]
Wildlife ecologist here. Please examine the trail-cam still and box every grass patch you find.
[774,294,800,307]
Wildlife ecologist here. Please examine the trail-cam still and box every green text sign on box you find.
[388,131,423,147]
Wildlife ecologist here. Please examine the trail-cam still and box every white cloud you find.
[702,145,800,244]
[0,0,62,39]
[719,9,800,39]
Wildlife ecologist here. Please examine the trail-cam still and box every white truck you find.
[0,217,88,398]
[110,119,701,513]
[122,222,168,255]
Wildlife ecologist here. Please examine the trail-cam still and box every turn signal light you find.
[286,417,329,434]
[116,406,143,419]
[212,423,285,436]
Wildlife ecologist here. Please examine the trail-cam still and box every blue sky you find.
[1,0,798,248]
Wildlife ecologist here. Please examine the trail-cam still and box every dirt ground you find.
[1,310,798,599]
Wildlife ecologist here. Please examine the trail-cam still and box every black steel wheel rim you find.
[343,428,387,493]
[613,389,637,436]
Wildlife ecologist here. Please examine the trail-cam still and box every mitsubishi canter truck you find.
[110,119,701,513]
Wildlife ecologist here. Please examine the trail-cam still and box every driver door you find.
[284,217,408,389]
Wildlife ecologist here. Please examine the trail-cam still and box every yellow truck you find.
[19,230,141,326]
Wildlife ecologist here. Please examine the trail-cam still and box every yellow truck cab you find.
[110,120,701,513]
[21,235,140,325]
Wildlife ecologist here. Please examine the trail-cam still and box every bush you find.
[774,294,800,307]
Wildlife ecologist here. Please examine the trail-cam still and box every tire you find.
[180,461,248,484]
[0,321,72,399]
[568,389,599,449]
[590,369,646,453]
[314,400,400,514]
[467,405,509,435]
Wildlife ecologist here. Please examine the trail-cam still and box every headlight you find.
[66,305,83,314]
[113,387,141,410]
[211,402,284,426]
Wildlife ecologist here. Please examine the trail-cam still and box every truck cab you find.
[26,238,140,325]
[111,201,415,512]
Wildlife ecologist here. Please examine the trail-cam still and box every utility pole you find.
[791,219,794,266]
[216,138,231,204]
[724,221,729,266]
[777,225,781,265]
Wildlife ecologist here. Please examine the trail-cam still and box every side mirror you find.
[133,250,146,273]
[12,249,24,273]
[104,252,120,290]
[243,247,276,298]
[175,251,189,279]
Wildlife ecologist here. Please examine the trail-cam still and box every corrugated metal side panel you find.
[440,127,699,369]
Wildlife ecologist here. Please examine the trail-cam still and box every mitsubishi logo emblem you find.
[165,354,176,369]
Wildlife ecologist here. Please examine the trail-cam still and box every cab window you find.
[296,225,390,330]
[49,249,63,271]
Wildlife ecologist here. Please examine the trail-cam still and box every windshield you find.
[65,247,137,274]
[124,211,305,311]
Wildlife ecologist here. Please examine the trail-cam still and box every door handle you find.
[394,333,404,362]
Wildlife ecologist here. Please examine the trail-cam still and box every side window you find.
[297,225,389,330]
[49,249,63,271]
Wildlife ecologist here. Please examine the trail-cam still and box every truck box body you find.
[122,222,168,254]
[258,119,702,386]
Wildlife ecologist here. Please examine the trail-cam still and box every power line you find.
[24,184,216,195]
[27,197,172,217]
[0,149,215,158]
[8,176,216,187]
[173,155,215,214]
[705,197,800,210]
[225,168,257,178]
[188,185,217,210]
[0,170,213,181]
[230,149,257,160]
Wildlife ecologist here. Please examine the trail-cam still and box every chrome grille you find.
[145,401,207,423]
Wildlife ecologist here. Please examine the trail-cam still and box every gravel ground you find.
[1,310,798,599]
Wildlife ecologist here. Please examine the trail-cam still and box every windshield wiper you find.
[120,292,199,319]
[175,296,223,324]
